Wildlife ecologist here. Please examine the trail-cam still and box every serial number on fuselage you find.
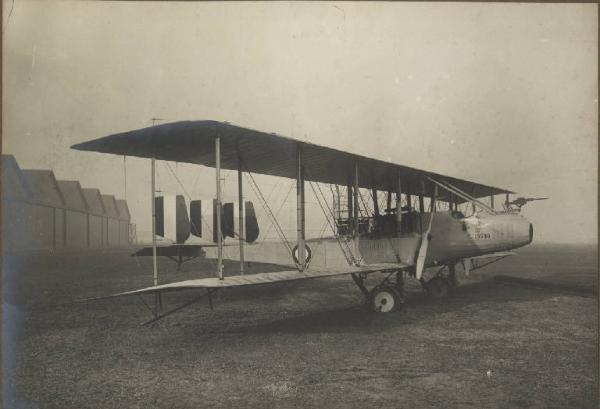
[468,232,491,239]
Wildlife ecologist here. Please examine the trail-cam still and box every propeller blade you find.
[415,211,435,280]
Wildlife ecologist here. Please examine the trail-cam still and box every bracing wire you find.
[239,159,294,255]
[244,176,285,240]
[118,155,144,270]
[428,177,495,214]
[317,217,331,239]
[265,178,283,202]
[305,175,357,266]
[163,160,223,273]
[310,181,356,265]
[244,171,294,254]
[261,181,295,241]
[358,188,371,218]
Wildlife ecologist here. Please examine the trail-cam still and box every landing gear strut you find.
[352,271,406,313]
[422,263,458,298]
[425,276,450,298]
[448,264,458,288]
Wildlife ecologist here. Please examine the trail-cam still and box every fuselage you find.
[358,210,532,268]
[425,210,532,265]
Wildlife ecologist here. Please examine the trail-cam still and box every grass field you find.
[2,243,597,408]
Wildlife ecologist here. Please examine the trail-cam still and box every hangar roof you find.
[1,154,33,202]
[101,194,119,218]
[22,169,66,208]
[115,199,131,221]
[82,188,106,216]
[57,180,89,212]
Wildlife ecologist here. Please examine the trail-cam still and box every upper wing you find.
[71,120,512,202]
[91,263,406,299]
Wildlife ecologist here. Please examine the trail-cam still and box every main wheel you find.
[370,285,402,313]
[425,277,450,299]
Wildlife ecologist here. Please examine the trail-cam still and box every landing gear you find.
[352,271,405,313]
[448,264,458,288]
[350,264,459,312]
[370,285,402,313]
[422,263,458,299]
[425,276,451,298]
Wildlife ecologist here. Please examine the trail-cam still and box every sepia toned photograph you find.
[2,2,598,408]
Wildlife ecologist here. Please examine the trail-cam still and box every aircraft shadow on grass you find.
[163,274,596,338]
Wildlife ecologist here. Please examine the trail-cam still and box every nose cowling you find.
[505,214,533,249]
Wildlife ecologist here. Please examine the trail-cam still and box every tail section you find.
[154,195,191,243]
[155,196,259,244]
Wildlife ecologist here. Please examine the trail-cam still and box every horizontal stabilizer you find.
[132,244,210,257]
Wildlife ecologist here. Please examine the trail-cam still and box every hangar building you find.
[2,154,133,252]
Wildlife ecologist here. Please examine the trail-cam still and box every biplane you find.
[72,120,539,323]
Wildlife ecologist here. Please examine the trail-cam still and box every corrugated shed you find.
[22,169,65,208]
[82,188,106,216]
[101,194,119,218]
[115,199,130,221]
[1,154,32,201]
[57,180,89,212]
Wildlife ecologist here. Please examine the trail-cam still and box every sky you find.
[3,1,598,243]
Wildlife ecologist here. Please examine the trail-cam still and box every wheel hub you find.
[373,290,396,313]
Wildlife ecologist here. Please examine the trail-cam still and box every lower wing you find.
[87,263,408,300]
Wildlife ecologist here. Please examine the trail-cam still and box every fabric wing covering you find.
[71,120,512,201]
[99,263,404,298]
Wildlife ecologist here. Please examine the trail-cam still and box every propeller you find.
[415,186,438,280]
[415,211,434,281]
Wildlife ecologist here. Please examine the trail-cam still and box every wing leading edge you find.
[71,120,512,201]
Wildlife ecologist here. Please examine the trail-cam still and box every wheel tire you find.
[370,285,402,313]
[448,277,459,291]
[426,277,450,299]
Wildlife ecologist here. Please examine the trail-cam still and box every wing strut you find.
[416,183,437,280]
[215,132,223,280]
[307,179,359,266]
[296,144,307,270]
[237,143,245,275]
[395,171,402,236]
[427,177,496,214]
[353,159,361,262]
[141,289,219,326]
[150,156,160,318]
[241,161,294,256]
